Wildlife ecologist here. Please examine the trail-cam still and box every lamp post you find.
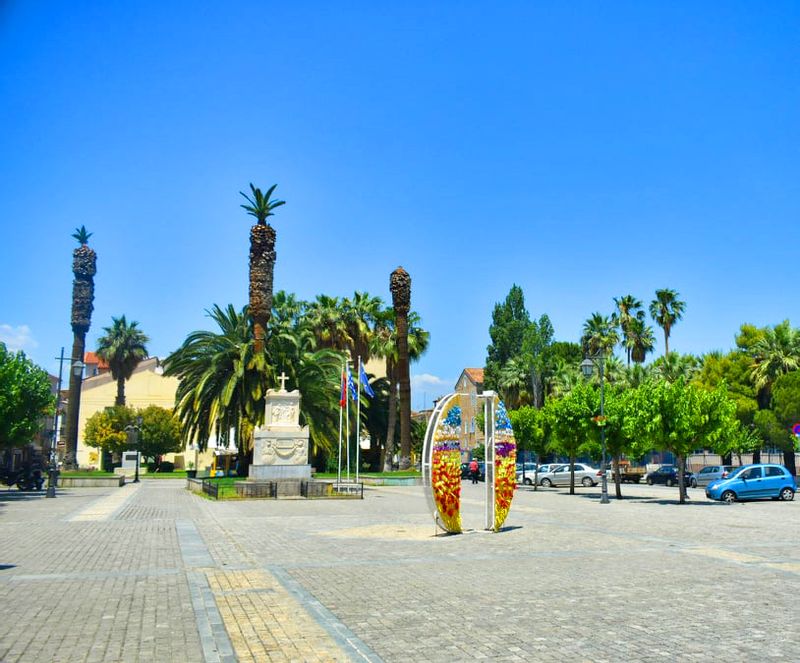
[581,352,610,504]
[46,351,85,498]
[125,416,143,483]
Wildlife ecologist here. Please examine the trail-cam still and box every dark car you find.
[461,461,486,481]
[645,465,694,487]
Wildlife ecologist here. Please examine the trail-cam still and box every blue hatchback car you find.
[705,464,796,503]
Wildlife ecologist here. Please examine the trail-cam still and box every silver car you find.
[516,464,555,486]
[539,463,602,488]
[690,465,735,488]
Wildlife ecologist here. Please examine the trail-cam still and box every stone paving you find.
[0,478,798,662]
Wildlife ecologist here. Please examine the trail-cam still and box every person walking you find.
[469,458,480,484]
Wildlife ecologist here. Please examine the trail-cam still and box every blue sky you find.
[1,1,798,410]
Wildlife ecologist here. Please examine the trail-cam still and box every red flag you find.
[339,370,347,408]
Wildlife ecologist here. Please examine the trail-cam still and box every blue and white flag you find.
[347,366,359,402]
[359,363,375,399]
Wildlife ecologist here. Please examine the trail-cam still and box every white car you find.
[516,464,557,486]
[539,463,603,488]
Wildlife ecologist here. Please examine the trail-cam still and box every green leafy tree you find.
[626,380,736,503]
[0,345,55,449]
[84,405,135,455]
[521,314,554,408]
[544,382,597,494]
[485,285,530,390]
[96,315,150,406]
[770,371,800,474]
[138,405,183,462]
[649,288,685,356]
[509,405,548,488]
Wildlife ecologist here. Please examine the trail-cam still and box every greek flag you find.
[347,366,359,402]
[359,363,375,399]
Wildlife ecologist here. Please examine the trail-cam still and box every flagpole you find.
[337,361,344,487]
[356,356,362,485]
[345,360,351,481]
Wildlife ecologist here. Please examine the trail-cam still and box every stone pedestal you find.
[249,384,311,482]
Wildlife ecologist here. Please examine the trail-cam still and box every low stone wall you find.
[59,476,126,488]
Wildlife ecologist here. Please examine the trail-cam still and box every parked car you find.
[690,465,735,488]
[516,463,544,486]
[706,464,796,503]
[644,465,694,487]
[539,463,603,488]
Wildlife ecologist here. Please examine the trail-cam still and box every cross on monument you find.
[277,371,289,392]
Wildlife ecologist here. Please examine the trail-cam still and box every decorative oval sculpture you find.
[492,398,516,531]
[422,393,464,533]
[422,392,516,534]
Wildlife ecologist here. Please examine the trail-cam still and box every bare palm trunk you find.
[383,372,398,472]
[663,327,670,356]
[64,333,86,467]
[249,223,275,353]
[115,377,125,406]
[390,267,412,471]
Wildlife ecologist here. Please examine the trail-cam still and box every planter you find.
[186,469,197,479]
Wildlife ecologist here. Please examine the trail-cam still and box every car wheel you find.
[581,477,593,487]
[541,478,552,487]
[646,477,653,485]
[780,487,795,501]
[690,478,697,488]
[666,478,674,487]
[721,490,736,504]
[524,477,532,486]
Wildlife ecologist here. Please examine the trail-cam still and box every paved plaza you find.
[0,479,798,662]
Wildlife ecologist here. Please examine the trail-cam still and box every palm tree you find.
[306,295,352,351]
[65,226,97,466]
[390,267,412,470]
[623,363,653,388]
[627,317,656,364]
[371,307,429,471]
[342,291,383,365]
[581,313,620,357]
[649,289,685,356]
[749,320,800,407]
[96,316,150,406]
[614,295,644,366]
[240,183,285,353]
[652,352,699,383]
[498,356,529,409]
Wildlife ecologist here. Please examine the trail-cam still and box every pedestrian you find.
[469,458,479,484]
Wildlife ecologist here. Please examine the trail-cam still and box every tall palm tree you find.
[498,356,529,409]
[581,313,620,357]
[627,317,656,364]
[240,183,285,353]
[649,289,685,356]
[371,308,429,471]
[65,226,97,466]
[390,267,412,470]
[614,295,644,366]
[749,320,800,407]
[96,316,150,406]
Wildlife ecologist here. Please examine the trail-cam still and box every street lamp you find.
[125,416,143,483]
[581,353,610,504]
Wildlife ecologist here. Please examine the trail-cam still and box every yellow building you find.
[454,368,484,458]
[75,356,182,468]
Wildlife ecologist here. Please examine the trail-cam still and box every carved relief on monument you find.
[257,437,308,465]
[270,404,298,426]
